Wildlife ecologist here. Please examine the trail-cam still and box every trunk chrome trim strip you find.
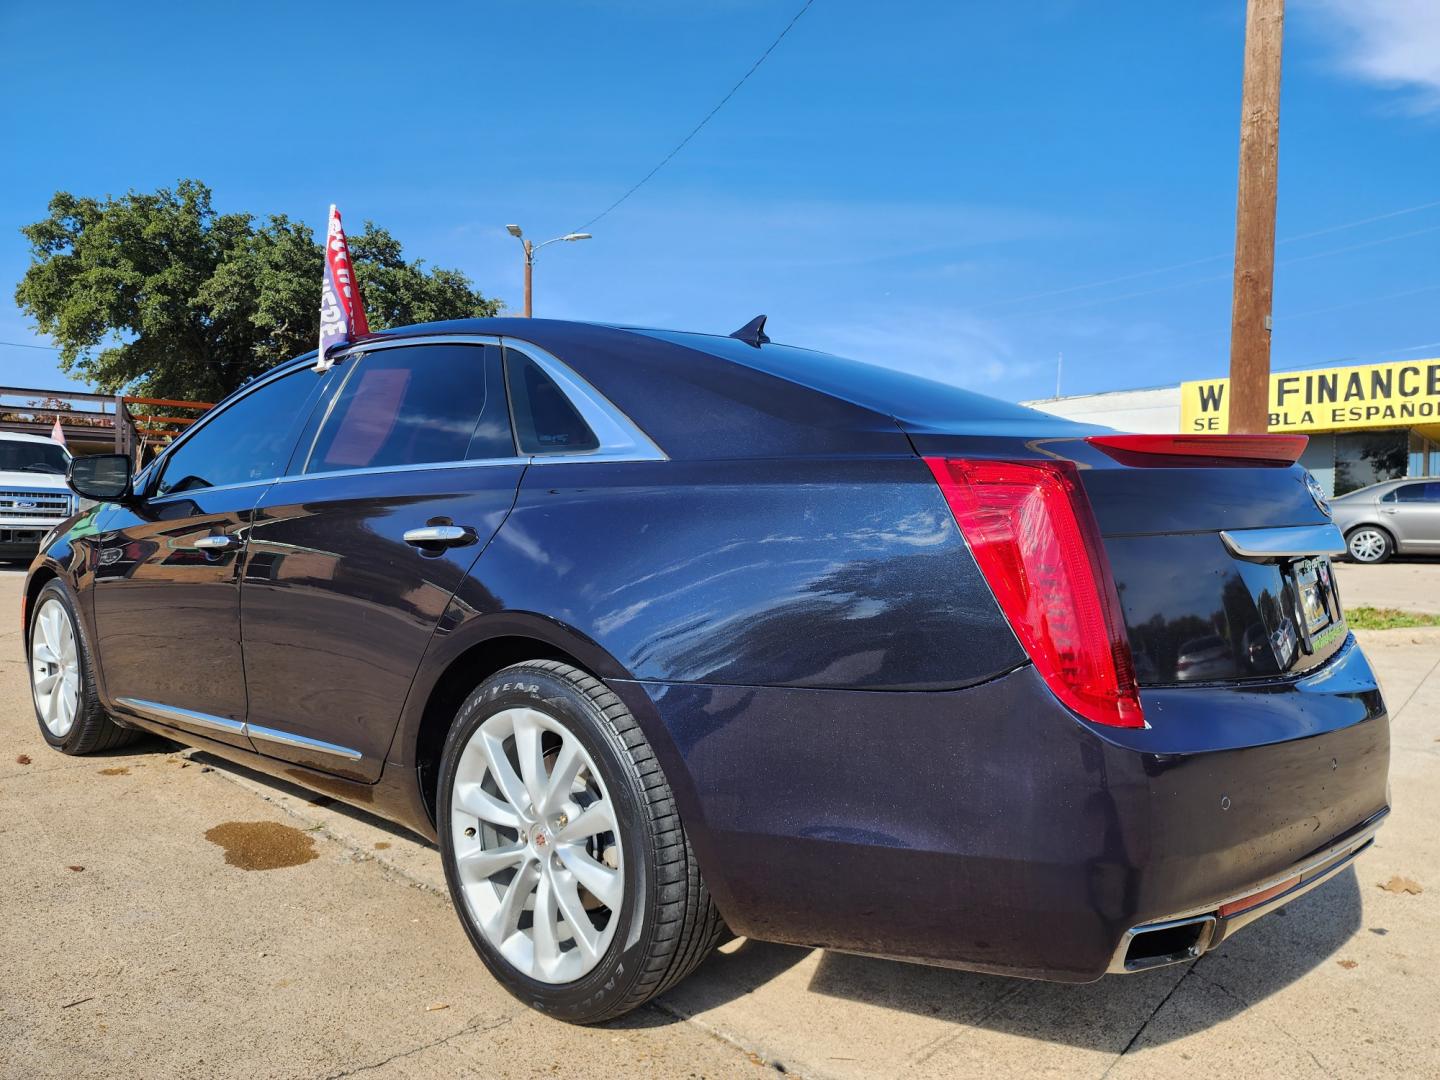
[115,698,364,762]
[1219,523,1346,561]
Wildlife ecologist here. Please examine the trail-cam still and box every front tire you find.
[28,580,139,754]
[437,660,724,1024]
[1346,526,1393,564]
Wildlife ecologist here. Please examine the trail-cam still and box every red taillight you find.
[925,457,1144,729]
[1086,433,1308,466]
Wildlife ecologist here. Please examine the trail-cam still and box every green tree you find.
[14,179,502,401]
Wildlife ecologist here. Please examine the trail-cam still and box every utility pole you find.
[1227,0,1284,434]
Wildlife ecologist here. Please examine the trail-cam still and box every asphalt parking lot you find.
[2,563,1438,1079]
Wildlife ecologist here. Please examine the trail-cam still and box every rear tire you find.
[437,660,725,1024]
[1345,526,1393,564]
[28,580,140,755]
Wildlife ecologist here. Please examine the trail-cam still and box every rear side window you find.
[506,348,599,455]
[304,344,513,474]
[1390,482,1440,502]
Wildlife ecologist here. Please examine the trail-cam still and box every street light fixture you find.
[505,225,592,317]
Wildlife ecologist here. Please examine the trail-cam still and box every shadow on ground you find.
[642,867,1364,1052]
[110,726,1368,1054]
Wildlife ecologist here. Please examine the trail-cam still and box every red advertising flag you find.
[315,204,370,371]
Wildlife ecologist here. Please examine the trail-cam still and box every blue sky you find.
[1,0,1437,402]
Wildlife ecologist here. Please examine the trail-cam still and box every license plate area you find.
[1287,556,1344,654]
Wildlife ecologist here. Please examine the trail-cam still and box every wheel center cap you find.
[530,825,551,850]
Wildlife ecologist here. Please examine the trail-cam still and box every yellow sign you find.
[1181,358,1440,434]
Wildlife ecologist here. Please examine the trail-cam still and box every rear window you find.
[632,328,1059,431]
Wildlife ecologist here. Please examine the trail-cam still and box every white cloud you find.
[1308,0,1440,112]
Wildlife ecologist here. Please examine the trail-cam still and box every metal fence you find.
[0,386,213,462]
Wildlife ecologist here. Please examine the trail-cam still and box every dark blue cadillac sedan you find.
[24,317,1389,1023]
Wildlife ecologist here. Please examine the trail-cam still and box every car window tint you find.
[1393,484,1429,502]
[506,349,598,455]
[305,343,512,473]
[156,369,319,496]
[0,439,69,474]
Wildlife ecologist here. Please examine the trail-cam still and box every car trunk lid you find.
[911,430,1348,696]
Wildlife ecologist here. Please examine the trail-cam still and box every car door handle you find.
[403,525,476,548]
[193,535,238,551]
[1381,508,1398,514]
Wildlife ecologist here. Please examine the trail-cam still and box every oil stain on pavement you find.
[204,821,319,870]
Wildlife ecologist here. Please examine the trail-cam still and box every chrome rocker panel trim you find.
[115,698,363,762]
[116,697,245,737]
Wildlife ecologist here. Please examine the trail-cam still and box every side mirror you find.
[67,454,133,502]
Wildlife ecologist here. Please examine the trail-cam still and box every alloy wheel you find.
[1348,528,1387,563]
[449,706,624,984]
[31,597,81,738]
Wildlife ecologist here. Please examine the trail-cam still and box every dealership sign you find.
[1181,357,1440,433]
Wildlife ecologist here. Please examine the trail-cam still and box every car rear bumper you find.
[615,632,1390,982]
[1108,806,1386,972]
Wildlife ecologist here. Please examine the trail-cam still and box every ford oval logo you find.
[16,500,37,509]
[1304,472,1330,517]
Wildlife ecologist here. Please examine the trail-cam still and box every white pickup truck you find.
[0,432,77,563]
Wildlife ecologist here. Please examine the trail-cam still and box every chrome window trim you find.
[501,338,667,464]
[1220,523,1346,561]
[116,697,364,762]
[146,477,283,504]
[146,332,666,503]
[300,333,666,472]
[274,456,529,486]
[246,724,364,762]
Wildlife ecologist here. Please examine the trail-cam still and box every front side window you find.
[304,343,512,474]
[506,349,598,455]
[155,370,320,496]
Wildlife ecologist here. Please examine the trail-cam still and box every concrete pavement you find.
[1334,556,1440,615]
[2,565,1438,1078]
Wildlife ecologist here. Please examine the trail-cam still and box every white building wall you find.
[1021,386,1181,433]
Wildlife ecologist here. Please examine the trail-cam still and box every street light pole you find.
[522,239,534,318]
[506,225,592,317]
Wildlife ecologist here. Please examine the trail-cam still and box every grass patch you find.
[1346,606,1440,631]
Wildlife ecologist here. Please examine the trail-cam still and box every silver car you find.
[1331,478,1440,563]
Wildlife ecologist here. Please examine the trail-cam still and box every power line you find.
[979,196,1440,311]
[1008,222,1440,320]
[575,0,818,232]
[0,339,60,351]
